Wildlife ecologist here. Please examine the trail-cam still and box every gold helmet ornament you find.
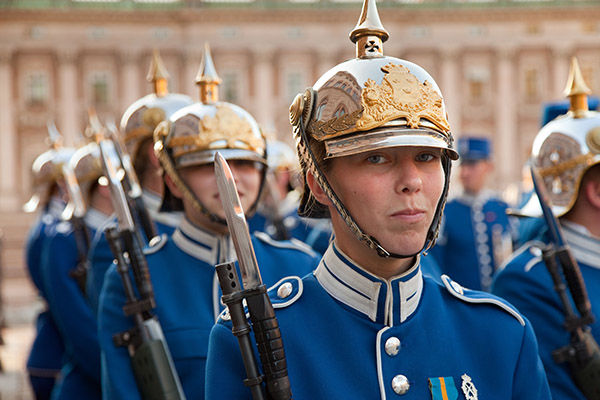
[120,50,193,163]
[23,123,75,213]
[154,43,267,222]
[289,0,458,258]
[531,57,600,217]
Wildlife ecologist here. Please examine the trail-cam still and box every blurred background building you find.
[0,0,599,397]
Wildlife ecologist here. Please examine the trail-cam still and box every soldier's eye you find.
[416,153,437,162]
[366,154,386,164]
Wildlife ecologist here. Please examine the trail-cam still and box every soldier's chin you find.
[376,236,427,258]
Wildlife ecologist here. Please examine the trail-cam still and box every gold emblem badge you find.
[460,374,478,400]
[356,63,450,134]
[168,106,263,157]
[309,63,451,141]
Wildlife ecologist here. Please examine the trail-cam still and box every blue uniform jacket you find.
[248,198,332,256]
[40,208,109,399]
[206,244,550,399]
[86,190,182,315]
[98,218,320,400]
[492,221,600,399]
[25,200,66,385]
[431,192,516,291]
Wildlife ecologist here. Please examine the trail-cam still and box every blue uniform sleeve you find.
[205,322,252,400]
[493,259,584,399]
[86,230,115,316]
[41,231,101,383]
[97,264,142,400]
[512,319,552,398]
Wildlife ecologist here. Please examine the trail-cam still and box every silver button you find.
[385,337,401,356]
[392,374,410,395]
[277,282,293,299]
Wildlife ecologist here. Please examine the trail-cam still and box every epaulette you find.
[254,231,317,257]
[216,276,303,323]
[499,240,545,273]
[143,233,168,255]
[55,221,73,235]
[441,275,525,326]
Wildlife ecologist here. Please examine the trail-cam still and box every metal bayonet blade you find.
[214,152,263,289]
[531,165,565,247]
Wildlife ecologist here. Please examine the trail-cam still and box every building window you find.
[222,71,239,103]
[90,71,110,106]
[524,68,540,102]
[286,71,304,104]
[466,67,489,105]
[25,72,49,107]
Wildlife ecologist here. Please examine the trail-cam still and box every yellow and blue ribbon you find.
[428,376,458,400]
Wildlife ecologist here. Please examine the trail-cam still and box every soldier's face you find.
[320,146,444,261]
[178,160,262,230]
[459,160,491,195]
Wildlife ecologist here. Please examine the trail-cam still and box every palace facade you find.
[1,0,600,211]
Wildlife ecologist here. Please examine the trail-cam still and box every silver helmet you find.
[120,50,193,164]
[23,124,75,213]
[154,43,267,222]
[531,57,600,217]
[289,0,458,257]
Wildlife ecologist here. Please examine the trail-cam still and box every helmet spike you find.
[195,43,222,105]
[349,0,389,59]
[563,57,591,118]
[147,49,170,97]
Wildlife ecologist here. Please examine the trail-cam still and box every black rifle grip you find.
[556,247,593,322]
[246,289,292,400]
[122,229,155,306]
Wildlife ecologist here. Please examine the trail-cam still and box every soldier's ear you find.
[148,141,161,169]
[306,171,331,206]
[165,174,183,199]
[584,177,600,210]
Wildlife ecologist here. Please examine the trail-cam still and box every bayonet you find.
[214,152,292,400]
[214,152,263,290]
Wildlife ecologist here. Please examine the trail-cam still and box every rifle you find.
[214,152,292,400]
[531,166,600,399]
[48,121,90,295]
[96,121,186,400]
[105,120,158,243]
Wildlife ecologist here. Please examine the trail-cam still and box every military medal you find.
[461,374,478,400]
[428,377,458,400]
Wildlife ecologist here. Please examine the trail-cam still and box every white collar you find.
[84,208,111,232]
[142,190,162,213]
[561,220,600,269]
[172,218,236,265]
[314,244,423,326]
[142,190,183,228]
[47,197,66,219]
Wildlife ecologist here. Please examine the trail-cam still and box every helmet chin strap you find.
[297,114,451,260]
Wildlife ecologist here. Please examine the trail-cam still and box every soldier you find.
[430,136,516,291]
[205,0,551,398]
[85,50,193,314]
[23,142,72,400]
[493,58,600,399]
[97,44,320,399]
[39,137,115,399]
[248,139,333,254]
